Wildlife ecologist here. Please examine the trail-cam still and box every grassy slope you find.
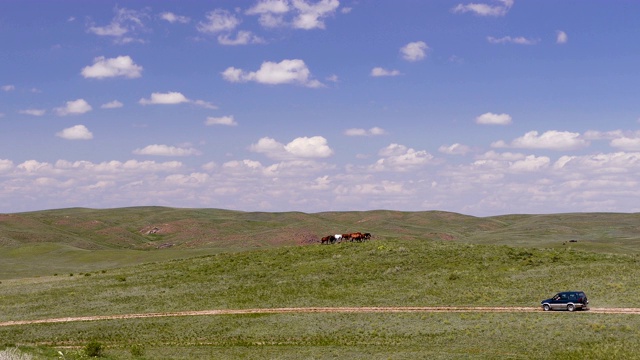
[2,207,640,280]
[3,208,640,358]
[2,238,640,359]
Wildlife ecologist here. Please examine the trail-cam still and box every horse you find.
[349,232,364,242]
[363,233,372,240]
[334,234,343,243]
[321,235,336,244]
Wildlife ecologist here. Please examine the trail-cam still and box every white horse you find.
[334,234,343,243]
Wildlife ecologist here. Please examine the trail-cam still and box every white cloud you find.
[87,7,149,44]
[400,41,429,62]
[55,99,92,116]
[2,85,15,92]
[610,136,640,151]
[246,0,340,30]
[509,155,550,172]
[56,125,93,140]
[370,67,401,77]
[492,130,590,151]
[101,100,124,109]
[19,109,46,116]
[139,92,189,105]
[160,12,190,24]
[133,144,202,156]
[285,136,334,157]
[439,143,471,155]
[222,59,323,88]
[487,36,539,45]
[0,159,13,172]
[217,31,264,45]
[192,100,218,109]
[475,112,512,125]
[345,127,386,136]
[250,136,333,159]
[81,56,143,79]
[247,0,290,15]
[205,116,238,126]
[291,0,340,30]
[371,144,434,171]
[197,9,240,33]
[452,0,514,16]
[556,30,568,44]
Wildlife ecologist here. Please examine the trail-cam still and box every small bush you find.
[130,344,144,357]
[84,341,103,357]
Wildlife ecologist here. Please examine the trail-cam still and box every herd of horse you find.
[321,232,372,244]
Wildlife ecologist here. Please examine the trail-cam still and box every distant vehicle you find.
[541,291,589,311]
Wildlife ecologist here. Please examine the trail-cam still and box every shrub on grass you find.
[130,344,144,357]
[84,341,103,357]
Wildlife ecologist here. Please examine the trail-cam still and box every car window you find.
[560,294,568,300]
[569,293,577,300]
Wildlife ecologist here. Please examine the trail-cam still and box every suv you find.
[541,291,589,311]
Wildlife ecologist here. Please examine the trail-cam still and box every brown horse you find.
[349,232,364,242]
[321,235,336,244]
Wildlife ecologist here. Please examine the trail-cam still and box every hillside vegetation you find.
[2,207,640,279]
[3,207,640,358]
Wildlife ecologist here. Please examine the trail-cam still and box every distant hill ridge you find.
[2,207,640,254]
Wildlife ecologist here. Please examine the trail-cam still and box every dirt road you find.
[2,306,640,327]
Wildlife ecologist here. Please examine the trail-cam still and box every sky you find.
[2,0,640,216]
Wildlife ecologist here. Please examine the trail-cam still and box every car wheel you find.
[543,304,551,311]
[567,304,575,312]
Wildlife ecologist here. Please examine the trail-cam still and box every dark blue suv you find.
[541,291,589,311]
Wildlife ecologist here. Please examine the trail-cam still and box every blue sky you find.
[2,0,640,216]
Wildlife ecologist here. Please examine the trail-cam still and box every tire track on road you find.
[2,307,639,327]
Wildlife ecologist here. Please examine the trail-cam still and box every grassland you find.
[2,208,640,358]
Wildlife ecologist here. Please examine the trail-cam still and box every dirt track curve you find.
[2,307,640,327]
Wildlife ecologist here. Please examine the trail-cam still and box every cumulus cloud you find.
[222,59,323,88]
[344,127,386,136]
[401,41,429,62]
[250,136,333,160]
[87,7,149,44]
[487,36,539,45]
[101,100,123,109]
[139,92,188,105]
[160,12,190,23]
[205,115,238,126]
[439,143,471,155]
[370,67,401,77]
[56,125,93,140]
[371,144,434,171]
[475,112,512,125]
[452,0,514,16]
[81,56,143,79]
[556,30,568,44]
[610,136,640,151]
[138,92,215,108]
[492,130,589,151]
[246,0,340,30]
[217,31,264,45]
[19,109,46,116]
[133,144,202,156]
[291,0,340,30]
[197,9,240,33]
[55,99,92,116]
[2,85,15,91]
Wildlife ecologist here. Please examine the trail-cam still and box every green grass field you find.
[2,208,640,359]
